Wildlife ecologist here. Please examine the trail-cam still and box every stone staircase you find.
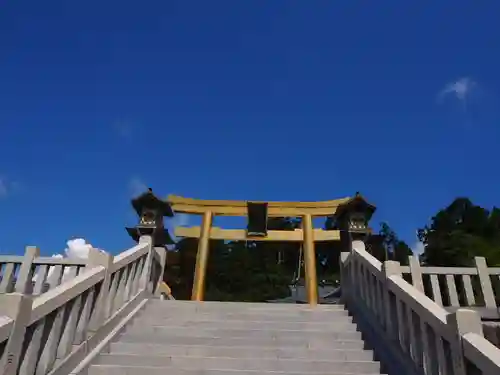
[89,300,385,375]
[2,238,500,375]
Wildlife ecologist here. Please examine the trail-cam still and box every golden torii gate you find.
[169,194,374,305]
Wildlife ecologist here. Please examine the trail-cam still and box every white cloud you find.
[174,213,190,228]
[0,176,20,199]
[412,241,425,256]
[166,213,191,247]
[438,77,476,109]
[114,121,133,139]
[64,238,94,259]
[33,238,103,285]
[0,177,7,198]
[129,177,148,197]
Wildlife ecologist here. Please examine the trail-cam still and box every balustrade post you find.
[474,257,496,309]
[408,255,424,293]
[139,235,154,293]
[406,258,427,365]
[0,293,32,375]
[446,309,484,375]
[153,246,167,297]
[15,246,39,294]
[382,261,402,340]
[339,252,350,304]
[86,248,113,332]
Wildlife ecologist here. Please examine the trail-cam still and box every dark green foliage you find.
[418,198,500,267]
[167,197,500,302]
[205,240,291,301]
[168,217,299,302]
[204,217,302,301]
[169,217,412,300]
[365,223,413,265]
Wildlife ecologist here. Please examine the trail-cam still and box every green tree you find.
[366,223,412,265]
[195,217,301,302]
[205,239,291,302]
[165,237,198,300]
[418,198,500,266]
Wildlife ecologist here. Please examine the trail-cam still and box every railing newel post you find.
[86,248,114,333]
[139,235,154,294]
[408,255,424,293]
[153,246,167,297]
[474,257,496,309]
[0,293,33,375]
[15,246,40,294]
[446,308,484,375]
[382,260,402,340]
[339,252,350,304]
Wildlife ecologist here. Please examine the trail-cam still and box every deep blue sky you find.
[1,1,499,256]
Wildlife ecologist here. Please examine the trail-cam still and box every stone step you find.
[147,300,346,311]
[129,318,354,331]
[120,326,362,340]
[144,303,346,314]
[90,300,382,374]
[94,353,381,373]
[117,332,364,349]
[110,342,374,361]
[89,365,385,375]
[126,323,358,338]
[138,309,350,321]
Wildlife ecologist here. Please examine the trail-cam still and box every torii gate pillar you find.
[191,211,213,301]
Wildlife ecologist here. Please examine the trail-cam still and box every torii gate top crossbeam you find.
[167,195,352,217]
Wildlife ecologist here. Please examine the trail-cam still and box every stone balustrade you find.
[0,247,88,295]
[341,241,500,375]
[0,236,167,375]
[399,257,500,313]
[2,236,500,375]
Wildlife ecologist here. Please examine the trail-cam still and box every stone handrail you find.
[341,241,500,375]
[0,247,88,295]
[0,236,167,375]
[399,257,500,311]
